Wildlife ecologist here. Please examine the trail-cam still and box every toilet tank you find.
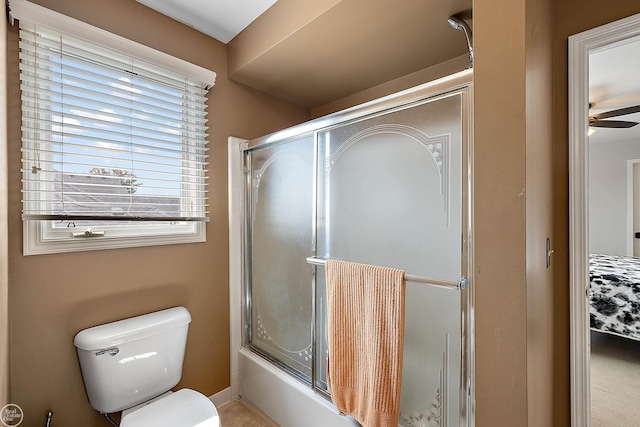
[73,306,192,414]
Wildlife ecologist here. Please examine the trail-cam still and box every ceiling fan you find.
[589,104,640,128]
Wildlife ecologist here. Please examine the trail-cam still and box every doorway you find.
[569,12,640,427]
[629,160,640,257]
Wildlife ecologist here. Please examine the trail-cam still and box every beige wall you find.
[5,1,309,426]
[473,0,529,425]
[1,3,10,410]
[310,54,471,118]
[6,1,640,426]
[525,0,555,425]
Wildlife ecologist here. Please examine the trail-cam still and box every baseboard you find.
[209,387,233,408]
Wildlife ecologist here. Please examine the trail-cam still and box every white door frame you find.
[569,13,640,427]
[627,160,640,256]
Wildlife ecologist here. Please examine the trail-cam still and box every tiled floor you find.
[218,400,278,427]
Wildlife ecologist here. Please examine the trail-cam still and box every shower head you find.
[447,16,467,31]
[447,15,473,68]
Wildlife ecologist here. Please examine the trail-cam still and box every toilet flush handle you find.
[95,348,119,357]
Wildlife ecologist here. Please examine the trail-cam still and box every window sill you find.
[23,221,206,255]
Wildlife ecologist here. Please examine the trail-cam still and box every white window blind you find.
[19,23,211,222]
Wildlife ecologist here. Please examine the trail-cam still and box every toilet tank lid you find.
[73,306,191,351]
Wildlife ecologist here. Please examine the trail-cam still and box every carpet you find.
[590,331,640,426]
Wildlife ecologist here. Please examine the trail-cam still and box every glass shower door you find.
[245,133,315,379]
[314,92,466,426]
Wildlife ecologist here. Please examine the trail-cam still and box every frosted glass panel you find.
[317,94,463,281]
[315,93,464,426]
[314,276,462,426]
[400,283,461,426]
[247,135,314,377]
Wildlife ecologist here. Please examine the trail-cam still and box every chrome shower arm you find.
[448,15,473,69]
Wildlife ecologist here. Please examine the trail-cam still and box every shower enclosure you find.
[235,70,473,427]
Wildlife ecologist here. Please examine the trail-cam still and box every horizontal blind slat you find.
[19,27,211,95]
[20,122,210,158]
[21,153,209,175]
[18,54,209,108]
[21,214,210,222]
[19,74,209,122]
[21,177,209,191]
[20,97,209,137]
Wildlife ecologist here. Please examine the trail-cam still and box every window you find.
[12,0,216,255]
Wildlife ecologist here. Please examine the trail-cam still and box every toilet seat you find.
[120,388,220,427]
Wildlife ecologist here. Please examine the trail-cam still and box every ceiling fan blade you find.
[589,119,639,128]
[591,105,640,120]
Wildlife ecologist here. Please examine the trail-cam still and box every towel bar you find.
[306,257,468,290]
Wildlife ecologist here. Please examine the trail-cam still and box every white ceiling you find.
[135,0,277,44]
[589,36,640,144]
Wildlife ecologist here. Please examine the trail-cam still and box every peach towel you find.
[325,260,406,427]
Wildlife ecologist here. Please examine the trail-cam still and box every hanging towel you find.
[325,259,406,427]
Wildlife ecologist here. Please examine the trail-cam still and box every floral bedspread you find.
[589,253,640,340]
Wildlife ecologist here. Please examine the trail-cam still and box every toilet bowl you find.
[120,389,219,427]
[73,307,219,427]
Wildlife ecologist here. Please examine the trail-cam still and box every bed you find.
[589,253,640,341]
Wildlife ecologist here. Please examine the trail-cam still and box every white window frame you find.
[24,221,206,255]
[10,0,216,255]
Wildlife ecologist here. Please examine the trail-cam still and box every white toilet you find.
[73,306,220,427]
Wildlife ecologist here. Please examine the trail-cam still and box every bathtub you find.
[239,348,359,427]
